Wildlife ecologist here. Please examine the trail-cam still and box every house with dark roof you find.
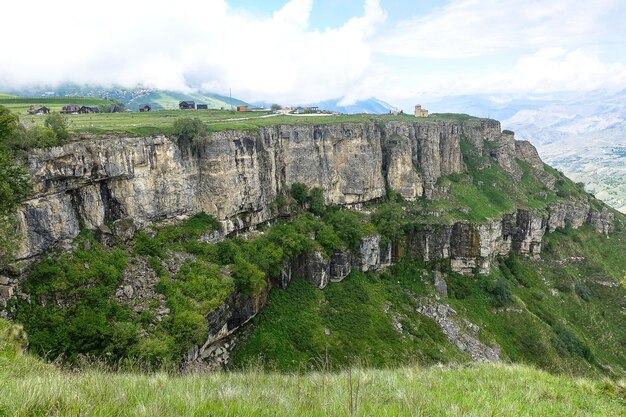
[79,106,100,114]
[196,104,208,110]
[60,104,80,114]
[179,101,195,110]
[139,104,151,112]
[27,105,50,115]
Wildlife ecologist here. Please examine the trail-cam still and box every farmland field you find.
[0,97,479,136]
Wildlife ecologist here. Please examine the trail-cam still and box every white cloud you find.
[0,0,386,104]
[374,0,625,58]
[374,48,626,104]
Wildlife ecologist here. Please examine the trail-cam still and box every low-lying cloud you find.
[0,0,385,103]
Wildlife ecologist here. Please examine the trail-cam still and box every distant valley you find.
[427,90,626,213]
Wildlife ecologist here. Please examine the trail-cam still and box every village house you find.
[179,101,195,110]
[196,104,208,110]
[414,104,429,117]
[27,105,50,115]
[139,104,151,112]
[79,106,100,114]
[236,105,248,112]
[60,104,80,114]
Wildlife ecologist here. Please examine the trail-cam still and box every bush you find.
[173,118,207,147]
[44,112,69,142]
[232,256,266,295]
[308,187,325,215]
[289,183,309,206]
[487,277,513,307]
[574,282,591,302]
[372,202,405,244]
[552,325,592,360]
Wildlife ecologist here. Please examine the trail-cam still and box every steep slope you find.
[1,116,624,377]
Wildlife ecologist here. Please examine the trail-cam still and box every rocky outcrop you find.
[293,234,390,289]
[416,299,501,362]
[587,207,614,236]
[382,121,463,198]
[403,203,610,275]
[185,287,269,369]
[294,251,330,289]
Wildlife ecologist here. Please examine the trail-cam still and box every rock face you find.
[185,287,269,369]
[403,202,610,275]
[416,299,501,362]
[293,235,390,289]
[3,119,614,301]
[11,120,482,261]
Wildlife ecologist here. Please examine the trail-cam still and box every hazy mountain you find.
[4,83,250,111]
[426,90,626,212]
[253,97,394,114]
[308,97,394,114]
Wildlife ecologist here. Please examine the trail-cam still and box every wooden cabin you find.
[179,101,195,110]
[27,105,50,115]
[60,104,80,114]
[79,106,100,114]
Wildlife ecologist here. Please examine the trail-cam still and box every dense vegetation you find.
[233,223,626,377]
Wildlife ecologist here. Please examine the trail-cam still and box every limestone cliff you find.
[7,119,613,265]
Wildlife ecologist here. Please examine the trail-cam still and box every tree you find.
[0,105,19,151]
[172,117,207,147]
[270,103,282,112]
[44,112,69,142]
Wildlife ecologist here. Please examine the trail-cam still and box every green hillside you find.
[0,97,113,115]
[125,90,249,111]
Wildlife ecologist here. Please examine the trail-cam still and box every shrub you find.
[44,112,69,142]
[372,202,405,244]
[308,187,326,215]
[172,118,207,147]
[574,282,591,302]
[551,325,592,361]
[0,319,28,357]
[487,277,513,307]
[133,231,163,257]
[231,256,266,295]
[289,183,309,206]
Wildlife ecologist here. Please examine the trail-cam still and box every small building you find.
[236,105,248,112]
[414,104,429,117]
[179,101,195,110]
[196,104,208,110]
[27,105,50,115]
[79,106,100,114]
[60,104,80,114]
[139,104,151,112]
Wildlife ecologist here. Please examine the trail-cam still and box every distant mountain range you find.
[426,90,626,212]
[253,97,395,114]
[3,84,249,111]
[4,85,396,115]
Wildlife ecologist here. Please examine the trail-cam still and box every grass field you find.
[0,97,482,136]
[0,350,624,416]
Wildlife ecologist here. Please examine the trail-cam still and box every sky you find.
[2,0,626,108]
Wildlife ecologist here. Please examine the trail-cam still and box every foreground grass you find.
[0,354,624,417]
